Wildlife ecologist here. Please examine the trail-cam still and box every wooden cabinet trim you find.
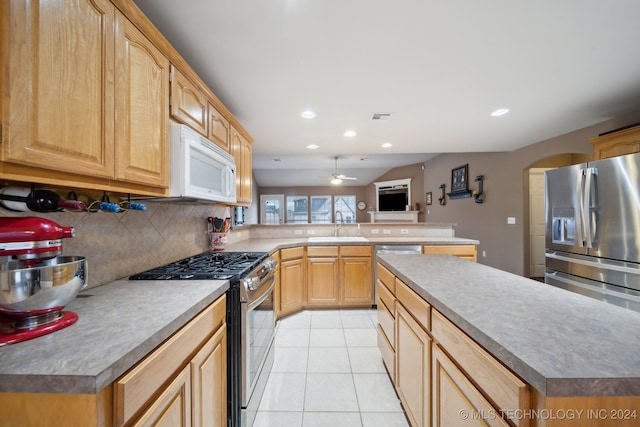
[431,309,530,424]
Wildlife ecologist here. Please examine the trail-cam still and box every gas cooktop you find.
[129,251,268,281]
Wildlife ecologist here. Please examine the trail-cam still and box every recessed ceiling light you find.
[306,144,319,150]
[272,158,281,162]
[491,108,510,117]
[300,110,316,119]
[344,130,357,137]
[381,142,393,148]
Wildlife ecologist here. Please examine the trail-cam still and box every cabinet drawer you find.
[422,244,477,260]
[377,280,395,314]
[377,325,395,383]
[340,245,372,257]
[307,246,339,257]
[271,250,280,263]
[377,297,395,348]
[395,278,430,331]
[431,309,529,424]
[376,263,395,294]
[281,246,304,261]
[115,295,226,426]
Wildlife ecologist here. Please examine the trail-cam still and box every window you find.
[286,196,308,223]
[334,195,356,223]
[310,196,332,223]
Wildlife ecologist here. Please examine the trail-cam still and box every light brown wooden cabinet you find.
[422,245,477,262]
[115,295,227,427]
[231,127,253,205]
[279,247,306,317]
[590,124,640,160]
[376,263,396,382]
[170,66,208,137]
[306,245,373,308]
[340,245,373,305]
[1,0,170,195]
[207,103,231,152]
[395,278,432,427]
[307,246,340,305]
[115,13,170,188]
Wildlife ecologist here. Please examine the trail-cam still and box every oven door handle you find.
[246,275,275,311]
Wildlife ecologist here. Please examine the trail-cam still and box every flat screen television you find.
[378,189,408,211]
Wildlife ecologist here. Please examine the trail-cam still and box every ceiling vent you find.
[371,113,392,121]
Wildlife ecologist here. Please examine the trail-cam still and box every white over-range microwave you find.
[165,123,237,204]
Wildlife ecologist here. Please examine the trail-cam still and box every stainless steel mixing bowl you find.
[0,256,87,313]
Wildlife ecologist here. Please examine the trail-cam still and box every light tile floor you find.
[253,309,410,427]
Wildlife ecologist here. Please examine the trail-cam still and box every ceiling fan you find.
[329,156,357,185]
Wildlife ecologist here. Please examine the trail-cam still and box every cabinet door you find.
[133,365,192,427]
[340,256,373,305]
[230,127,253,205]
[308,257,339,305]
[191,325,227,427]
[280,258,306,316]
[170,66,207,136]
[3,0,115,178]
[208,103,231,152]
[396,302,431,427]
[114,13,170,187]
[432,345,509,427]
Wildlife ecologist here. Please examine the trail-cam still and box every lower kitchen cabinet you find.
[279,247,306,317]
[432,345,509,427]
[307,246,340,305]
[422,245,477,262]
[340,245,373,306]
[115,295,227,427]
[396,301,431,427]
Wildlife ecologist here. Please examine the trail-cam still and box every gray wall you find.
[424,110,640,276]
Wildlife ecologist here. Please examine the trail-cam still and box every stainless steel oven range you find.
[130,251,277,427]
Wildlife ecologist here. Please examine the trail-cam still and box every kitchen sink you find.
[307,236,369,242]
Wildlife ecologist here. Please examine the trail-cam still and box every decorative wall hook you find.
[473,175,484,203]
[438,184,446,206]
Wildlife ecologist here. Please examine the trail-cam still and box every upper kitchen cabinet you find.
[1,0,170,195]
[114,13,170,188]
[231,127,253,205]
[590,124,640,160]
[207,103,231,152]
[169,66,208,137]
[2,0,116,178]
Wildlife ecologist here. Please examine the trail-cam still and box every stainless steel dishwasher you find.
[374,244,422,304]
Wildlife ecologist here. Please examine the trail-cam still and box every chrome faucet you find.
[334,210,344,237]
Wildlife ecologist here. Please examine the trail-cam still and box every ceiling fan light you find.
[331,177,343,185]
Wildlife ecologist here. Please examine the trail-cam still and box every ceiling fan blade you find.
[342,176,357,180]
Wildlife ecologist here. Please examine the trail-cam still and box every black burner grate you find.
[129,251,268,281]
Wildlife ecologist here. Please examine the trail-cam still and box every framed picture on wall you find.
[425,192,432,205]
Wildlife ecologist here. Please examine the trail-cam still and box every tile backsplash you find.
[0,203,229,289]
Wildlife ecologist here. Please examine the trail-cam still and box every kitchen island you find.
[378,253,640,427]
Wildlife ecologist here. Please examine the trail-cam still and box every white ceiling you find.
[133,0,640,187]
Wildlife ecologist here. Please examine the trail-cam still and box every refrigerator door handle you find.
[578,168,588,247]
[589,167,599,247]
[582,167,597,248]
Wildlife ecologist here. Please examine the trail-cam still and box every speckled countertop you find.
[223,236,479,253]
[0,279,228,394]
[378,253,640,397]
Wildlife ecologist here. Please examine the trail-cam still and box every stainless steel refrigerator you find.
[545,152,640,312]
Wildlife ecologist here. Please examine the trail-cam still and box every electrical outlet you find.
[306,229,315,235]
[371,229,379,234]
[400,229,409,235]
[507,217,516,225]
[294,230,302,235]
[383,229,391,235]
[482,250,487,257]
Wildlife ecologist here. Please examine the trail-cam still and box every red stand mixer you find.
[0,217,87,346]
